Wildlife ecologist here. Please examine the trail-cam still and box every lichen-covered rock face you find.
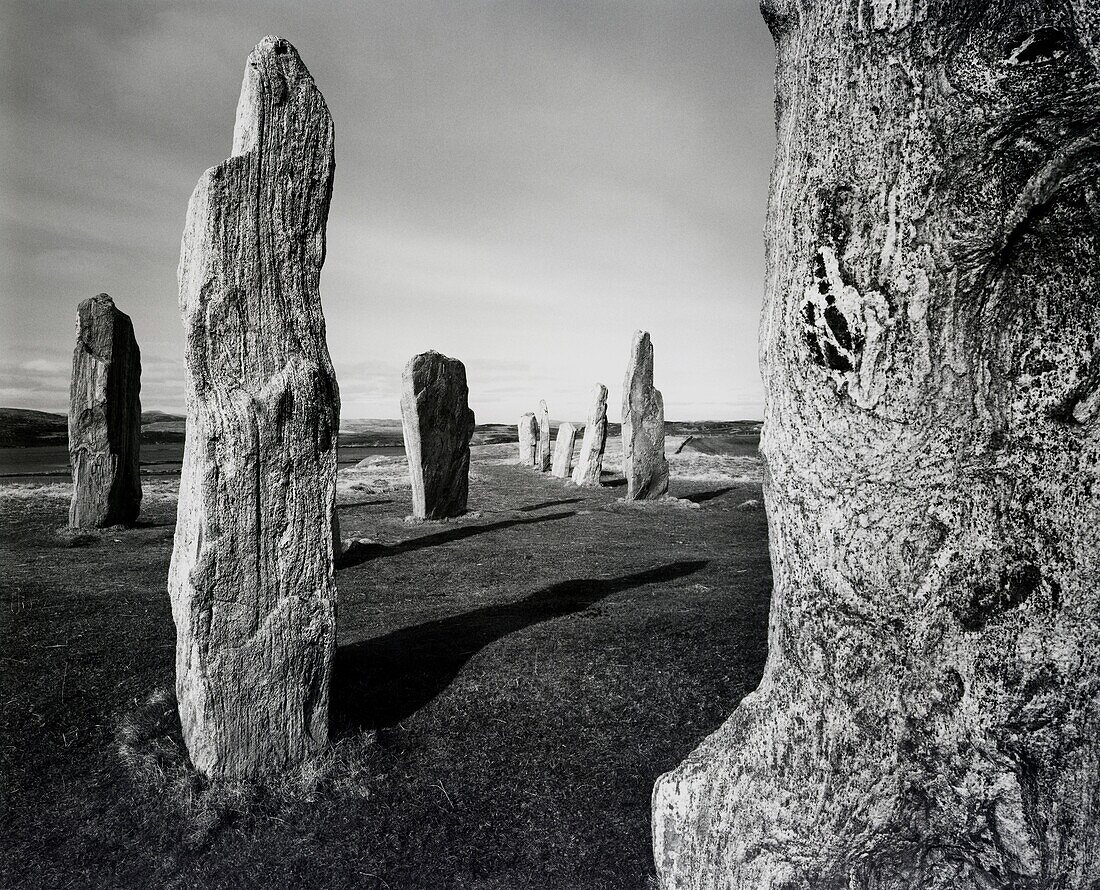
[653,3,1100,888]
[68,293,141,528]
[622,332,668,500]
[572,383,608,487]
[169,36,339,779]
[550,421,577,479]
[401,350,475,520]
[518,413,538,466]
[536,400,551,472]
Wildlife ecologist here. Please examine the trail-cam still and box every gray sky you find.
[0,1,776,423]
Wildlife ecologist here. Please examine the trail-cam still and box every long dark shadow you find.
[331,559,710,732]
[682,486,736,505]
[517,497,584,512]
[336,510,577,570]
[338,499,395,510]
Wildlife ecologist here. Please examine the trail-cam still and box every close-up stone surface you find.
[518,412,538,466]
[67,293,142,528]
[653,3,1100,889]
[622,332,668,500]
[400,350,475,520]
[572,384,608,488]
[169,36,340,779]
[550,421,577,479]
[536,400,551,472]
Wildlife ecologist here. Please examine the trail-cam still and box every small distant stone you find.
[551,422,578,478]
[68,293,142,529]
[400,350,475,520]
[536,400,551,472]
[518,413,538,466]
[622,331,669,500]
[572,384,608,488]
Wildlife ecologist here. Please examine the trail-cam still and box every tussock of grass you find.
[115,687,378,853]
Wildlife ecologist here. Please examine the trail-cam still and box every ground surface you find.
[0,440,771,890]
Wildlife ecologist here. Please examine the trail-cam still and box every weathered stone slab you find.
[68,293,142,528]
[401,350,475,519]
[518,413,538,466]
[169,36,339,779]
[536,400,551,472]
[550,422,577,479]
[622,331,668,500]
[652,5,1100,889]
[571,384,608,488]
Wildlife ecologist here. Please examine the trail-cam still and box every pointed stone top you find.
[82,293,115,308]
[232,35,329,159]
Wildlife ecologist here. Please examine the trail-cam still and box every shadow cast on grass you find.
[336,510,576,570]
[331,559,709,731]
[338,499,395,510]
[681,486,736,505]
[517,498,584,512]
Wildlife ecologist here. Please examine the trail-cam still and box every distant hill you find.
[141,410,185,424]
[0,408,68,447]
[0,409,762,449]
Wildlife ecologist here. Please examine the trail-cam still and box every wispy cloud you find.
[1,1,773,422]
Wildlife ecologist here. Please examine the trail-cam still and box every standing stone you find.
[68,293,142,528]
[518,412,538,466]
[536,400,551,472]
[653,4,1100,889]
[571,383,608,487]
[401,351,475,520]
[622,331,668,500]
[169,36,339,779]
[550,422,577,479]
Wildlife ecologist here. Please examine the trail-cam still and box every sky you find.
[0,1,777,424]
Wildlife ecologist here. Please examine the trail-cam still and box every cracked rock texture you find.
[622,331,668,500]
[518,412,538,466]
[401,350,475,520]
[551,421,577,479]
[169,36,339,779]
[654,2,1100,888]
[536,400,551,472]
[572,384,608,488]
[68,293,141,528]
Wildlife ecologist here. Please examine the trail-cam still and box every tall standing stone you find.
[550,422,577,479]
[518,412,538,466]
[401,351,475,520]
[622,331,668,500]
[169,36,339,779]
[653,4,1100,888]
[571,383,608,488]
[68,293,142,528]
[536,400,551,472]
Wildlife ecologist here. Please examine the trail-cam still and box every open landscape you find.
[0,425,770,889]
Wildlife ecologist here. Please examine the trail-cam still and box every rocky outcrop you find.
[622,332,668,500]
[169,36,339,779]
[68,293,142,528]
[518,413,538,466]
[550,422,577,479]
[536,400,551,472]
[653,4,1100,889]
[571,384,608,488]
[401,351,475,519]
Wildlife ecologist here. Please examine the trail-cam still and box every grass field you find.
[0,441,771,889]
